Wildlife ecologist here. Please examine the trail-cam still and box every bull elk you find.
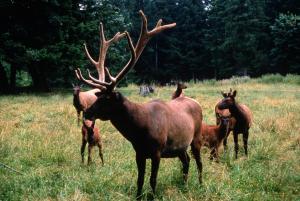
[217,89,252,159]
[75,11,203,199]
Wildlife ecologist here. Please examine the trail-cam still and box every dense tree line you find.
[0,0,299,92]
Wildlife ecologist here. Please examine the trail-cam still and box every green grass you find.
[1,76,300,201]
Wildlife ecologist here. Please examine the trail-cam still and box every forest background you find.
[0,0,299,92]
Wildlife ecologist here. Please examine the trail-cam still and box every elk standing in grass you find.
[81,120,104,165]
[172,82,187,99]
[215,89,237,151]
[72,84,101,125]
[217,90,252,158]
[75,11,203,199]
[201,116,231,162]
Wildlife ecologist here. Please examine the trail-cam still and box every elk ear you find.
[114,92,123,100]
[221,91,227,98]
[232,90,237,98]
[72,83,75,87]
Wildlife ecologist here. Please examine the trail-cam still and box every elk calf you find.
[201,116,231,162]
[217,89,252,159]
[81,120,104,165]
[172,82,187,99]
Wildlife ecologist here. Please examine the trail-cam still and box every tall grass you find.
[0,76,299,200]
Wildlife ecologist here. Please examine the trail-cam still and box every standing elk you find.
[217,89,252,159]
[75,11,203,199]
[201,116,231,162]
[172,82,187,99]
[215,88,236,151]
[81,120,104,165]
[72,84,100,125]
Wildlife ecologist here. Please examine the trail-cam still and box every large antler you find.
[76,10,176,91]
[84,23,126,81]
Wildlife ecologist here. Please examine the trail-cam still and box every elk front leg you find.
[178,151,190,183]
[223,135,228,152]
[81,139,87,164]
[233,132,239,159]
[88,144,92,165]
[150,152,161,195]
[209,148,215,160]
[98,142,104,165]
[215,147,220,163]
[191,141,203,184]
[243,130,249,156]
[136,153,146,200]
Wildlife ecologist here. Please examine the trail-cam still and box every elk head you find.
[75,10,176,120]
[218,89,237,110]
[72,84,82,96]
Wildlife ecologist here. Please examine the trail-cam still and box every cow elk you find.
[217,89,252,159]
[72,84,101,125]
[201,116,231,162]
[215,88,237,151]
[172,82,187,99]
[75,10,203,199]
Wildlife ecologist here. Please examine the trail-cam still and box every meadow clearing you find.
[0,74,299,201]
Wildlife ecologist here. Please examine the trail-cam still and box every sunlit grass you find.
[0,76,299,200]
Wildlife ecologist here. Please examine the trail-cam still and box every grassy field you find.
[1,74,300,201]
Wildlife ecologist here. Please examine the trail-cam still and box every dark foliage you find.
[0,0,299,92]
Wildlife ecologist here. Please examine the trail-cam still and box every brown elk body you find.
[172,83,187,99]
[81,121,104,165]
[201,117,231,162]
[217,90,252,159]
[75,11,203,199]
[72,84,100,125]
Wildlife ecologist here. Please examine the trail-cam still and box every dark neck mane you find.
[73,91,82,112]
[229,102,247,122]
[109,96,143,145]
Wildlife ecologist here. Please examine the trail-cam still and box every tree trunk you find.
[0,63,9,93]
[10,63,17,91]
[155,38,158,71]
[27,62,50,92]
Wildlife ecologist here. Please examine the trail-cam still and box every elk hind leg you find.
[233,132,239,159]
[243,130,249,156]
[81,139,87,164]
[98,141,104,165]
[191,141,203,184]
[87,144,93,165]
[178,151,190,183]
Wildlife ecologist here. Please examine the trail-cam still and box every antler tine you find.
[87,69,111,87]
[113,31,136,86]
[77,11,175,91]
[84,43,97,66]
[75,68,107,90]
[135,10,176,60]
[84,32,135,91]
[109,32,126,43]
[83,23,126,82]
